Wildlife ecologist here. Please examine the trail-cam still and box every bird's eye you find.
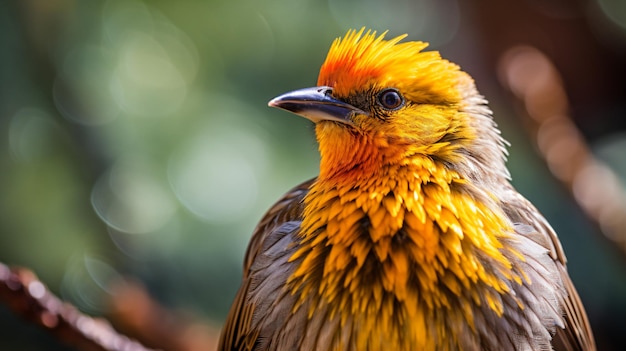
[377,89,404,110]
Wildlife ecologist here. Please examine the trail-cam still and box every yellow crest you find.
[318,28,464,104]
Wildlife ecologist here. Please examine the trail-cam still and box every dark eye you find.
[377,89,404,110]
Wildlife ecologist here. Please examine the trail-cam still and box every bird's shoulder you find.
[218,178,314,351]
[242,178,313,275]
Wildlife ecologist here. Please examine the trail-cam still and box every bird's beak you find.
[268,86,365,124]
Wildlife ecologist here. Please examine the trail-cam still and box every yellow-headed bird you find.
[218,29,595,351]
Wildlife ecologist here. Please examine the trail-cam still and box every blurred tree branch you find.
[107,279,219,351]
[0,262,157,351]
[498,46,626,258]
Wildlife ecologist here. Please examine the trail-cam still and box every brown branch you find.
[0,262,158,351]
[497,46,626,256]
[106,279,220,351]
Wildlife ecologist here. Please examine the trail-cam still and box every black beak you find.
[268,86,366,124]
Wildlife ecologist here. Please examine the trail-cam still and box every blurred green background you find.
[1,0,625,349]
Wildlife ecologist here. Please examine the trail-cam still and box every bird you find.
[218,28,596,351]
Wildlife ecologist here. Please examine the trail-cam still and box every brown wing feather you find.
[218,179,314,351]
[505,190,596,351]
[552,264,596,351]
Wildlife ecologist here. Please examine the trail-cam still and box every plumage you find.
[219,28,595,351]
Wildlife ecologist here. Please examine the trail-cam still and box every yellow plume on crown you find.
[318,28,464,104]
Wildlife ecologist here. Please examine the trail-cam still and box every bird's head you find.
[270,28,508,181]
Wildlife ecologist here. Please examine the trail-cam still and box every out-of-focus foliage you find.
[1,0,625,349]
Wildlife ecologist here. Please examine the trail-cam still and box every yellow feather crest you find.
[318,28,464,104]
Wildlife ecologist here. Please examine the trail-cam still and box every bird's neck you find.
[315,123,383,181]
[314,121,463,182]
